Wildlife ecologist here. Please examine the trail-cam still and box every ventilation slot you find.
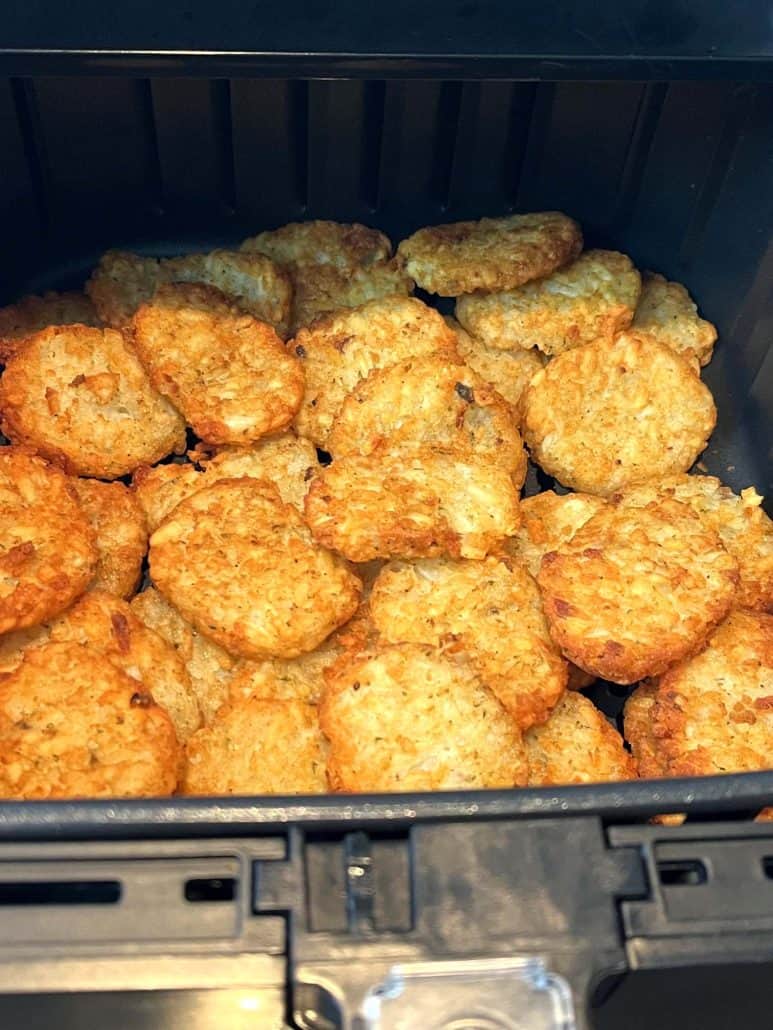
[657,860,708,886]
[0,879,121,906]
[184,876,237,902]
[431,82,463,210]
[211,79,236,214]
[361,80,386,212]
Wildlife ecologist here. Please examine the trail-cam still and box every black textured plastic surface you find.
[0,821,772,1028]
[2,1,773,80]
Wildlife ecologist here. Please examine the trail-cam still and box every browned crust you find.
[149,477,361,660]
[0,325,186,478]
[70,477,148,599]
[0,291,101,362]
[397,212,583,296]
[537,499,739,683]
[0,448,97,633]
[131,283,304,446]
[0,641,180,799]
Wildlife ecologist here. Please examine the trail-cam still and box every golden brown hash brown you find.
[131,283,304,446]
[0,290,101,362]
[86,248,292,335]
[522,333,716,495]
[46,590,201,743]
[505,489,607,579]
[0,326,186,478]
[240,219,412,332]
[133,434,319,532]
[0,641,179,799]
[327,354,526,485]
[226,617,356,706]
[305,446,520,562]
[625,610,773,778]
[370,555,567,731]
[130,587,239,725]
[85,251,161,328]
[288,262,413,334]
[447,317,544,416]
[183,697,327,795]
[149,477,361,660]
[289,295,459,446]
[618,475,773,614]
[70,478,148,599]
[397,212,582,296]
[0,591,202,745]
[525,691,636,786]
[320,643,529,792]
[632,271,717,367]
[621,683,664,777]
[228,653,329,706]
[161,249,293,337]
[242,219,394,271]
[455,250,641,357]
[502,489,608,691]
[538,498,739,684]
[0,448,96,634]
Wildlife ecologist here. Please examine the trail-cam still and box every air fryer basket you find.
[0,6,772,1028]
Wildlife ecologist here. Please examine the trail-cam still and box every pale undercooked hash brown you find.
[625,610,773,778]
[131,283,303,446]
[397,211,582,296]
[525,691,636,786]
[240,219,412,331]
[522,333,716,495]
[618,474,773,614]
[183,696,328,795]
[320,642,528,792]
[289,295,459,446]
[70,477,148,599]
[149,477,361,659]
[130,587,239,725]
[446,316,545,416]
[0,448,96,634]
[537,498,739,683]
[133,434,319,533]
[455,249,641,357]
[370,555,567,730]
[305,446,520,562]
[0,326,186,478]
[632,271,717,367]
[0,641,179,799]
[0,290,101,362]
[86,248,292,335]
[327,354,526,485]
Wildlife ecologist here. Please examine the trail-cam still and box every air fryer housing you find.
[0,5,771,1028]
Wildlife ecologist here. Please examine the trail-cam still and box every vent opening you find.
[184,876,237,902]
[657,859,708,886]
[0,879,121,905]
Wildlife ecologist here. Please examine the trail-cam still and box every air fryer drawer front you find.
[0,817,772,1029]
